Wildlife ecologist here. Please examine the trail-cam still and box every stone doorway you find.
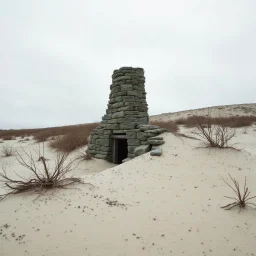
[112,135,128,164]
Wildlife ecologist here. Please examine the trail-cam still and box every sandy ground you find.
[150,103,256,122]
[1,105,256,256]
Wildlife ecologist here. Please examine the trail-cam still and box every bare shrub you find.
[1,145,15,157]
[221,174,256,212]
[0,148,93,201]
[150,120,178,133]
[78,150,92,161]
[191,115,236,148]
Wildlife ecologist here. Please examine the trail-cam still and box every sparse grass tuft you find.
[1,145,15,157]
[221,174,256,212]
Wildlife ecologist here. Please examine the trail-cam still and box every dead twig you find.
[0,148,94,201]
[221,173,256,212]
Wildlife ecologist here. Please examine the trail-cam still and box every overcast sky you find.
[1,0,256,129]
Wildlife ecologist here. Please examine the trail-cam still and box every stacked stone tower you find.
[87,67,165,163]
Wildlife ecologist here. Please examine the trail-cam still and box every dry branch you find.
[221,173,256,212]
[0,148,93,201]
[191,111,236,148]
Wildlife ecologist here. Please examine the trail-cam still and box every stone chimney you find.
[87,67,165,163]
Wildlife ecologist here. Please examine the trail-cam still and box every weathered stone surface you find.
[110,102,124,109]
[121,84,133,91]
[150,148,162,156]
[144,128,166,134]
[126,131,137,139]
[104,130,112,135]
[111,87,121,94]
[100,145,109,151]
[94,129,104,134]
[112,111,125,118]
[127,139,141,146]
[112,91,127,97]
[102,114,112,120]
[108,119,118,124]
[136,117,148,124]
[109,96,123,104]
[113,76,131,82]
[124,111,139,115]
[112,72,124,78]
[128,146,138,154]
[113,130,125,134]
[138,112,148,117]
[147,140,165,145]
[101,120,108,124]
[106,124,120,130]
[124,102,142,107]
[127,91,142,97]
[98,139,111,146]
[149,136,163,140]
[137,132,148,140]
[122,96,134,101]
[115,106,134,112]
[120,123,136,130]
[134,145,151,156]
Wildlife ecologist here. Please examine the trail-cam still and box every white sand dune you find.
[1,105,256,256]
[150,103,256,122]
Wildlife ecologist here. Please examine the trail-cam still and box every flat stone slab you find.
[134,145,151,156]
[138,125,159,131]
[149,136,163,140]
[150,148,162,156]
[147,140,165,145]
[144,128,166,134]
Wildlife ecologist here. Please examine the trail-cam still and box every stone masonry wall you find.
[87,67,166,162]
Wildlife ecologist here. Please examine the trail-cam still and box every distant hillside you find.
[150,103,256,122]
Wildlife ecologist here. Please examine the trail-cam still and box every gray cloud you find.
[1,0,256,128]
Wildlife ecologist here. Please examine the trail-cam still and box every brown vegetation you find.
[221,174,256,212]
[175,115,256,128]
[0,123,100,143]
[150,120,179,133]
[2,136,14,141]
[49,123,99,152]
[0,148,93,201]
